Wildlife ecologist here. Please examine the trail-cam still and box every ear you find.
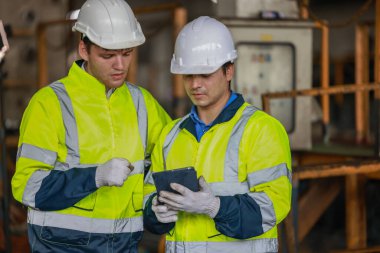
[226,63,234,82]
[78,40,89,61]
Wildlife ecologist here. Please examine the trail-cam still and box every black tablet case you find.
[152,167,199,194]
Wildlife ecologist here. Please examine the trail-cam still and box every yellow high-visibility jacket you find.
[12,60,171,252]
[144,95,291,253]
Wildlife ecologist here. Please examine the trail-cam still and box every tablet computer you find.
[152,167,199,194]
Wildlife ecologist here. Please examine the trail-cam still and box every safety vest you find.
[12,62,170,251]
[145,103,292,253]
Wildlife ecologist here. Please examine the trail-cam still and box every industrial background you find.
[0,0,380,252]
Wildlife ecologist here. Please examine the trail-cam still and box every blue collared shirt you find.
[189,92,238,141]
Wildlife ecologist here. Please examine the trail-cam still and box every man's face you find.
[183,64,234,112]
[78,40,134,90]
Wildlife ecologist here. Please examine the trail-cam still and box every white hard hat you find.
[72,0,145,50]
[171,16,237,75]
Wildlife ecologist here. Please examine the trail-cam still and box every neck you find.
[198,91,231,125]
[82,61,111,93]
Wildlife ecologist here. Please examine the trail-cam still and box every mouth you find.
[112,73,125,80]
[192,93,205,99]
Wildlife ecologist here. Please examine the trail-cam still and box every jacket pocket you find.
[40,226,91,246]
[73,191,97,211]
[132,192,143,212]
[207,218,222,239]
[40,212,92,246]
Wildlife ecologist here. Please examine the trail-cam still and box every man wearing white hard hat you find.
[144,16,292,253]
[11,0,170,252]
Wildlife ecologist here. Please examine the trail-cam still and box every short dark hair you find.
[222,61,233,75]
[82,35,93,52]
[221,61,234,87]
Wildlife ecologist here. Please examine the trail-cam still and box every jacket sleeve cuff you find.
[206,196,220,218]
[213,194,264,239]
[143,194,175,235]
[35,166,98,211]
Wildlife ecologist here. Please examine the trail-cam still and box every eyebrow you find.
[103,48,134,54]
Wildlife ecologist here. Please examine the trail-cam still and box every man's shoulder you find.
[167,117,183,127]
[124,82,147,92]
[31,84,62,103]
[243,106,286,134]
[241,104,274,120]
[124,83,156,101]
[23,84,62,117]
[161,117,186,132]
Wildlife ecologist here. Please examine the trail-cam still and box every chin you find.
[109,82,125,89]
[192,97,206,104]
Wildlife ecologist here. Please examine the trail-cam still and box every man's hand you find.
[151,196,178,223]
[95,158,134,187]
[158,176,220,218]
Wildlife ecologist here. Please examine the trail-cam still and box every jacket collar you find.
[180,94,245,137]
[66,60,109,95]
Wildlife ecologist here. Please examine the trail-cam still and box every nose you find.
[189,75,202,89]
[113,55,124,70]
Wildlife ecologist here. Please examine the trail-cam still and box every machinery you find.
[217,0,313,150]
[224,19,313,150]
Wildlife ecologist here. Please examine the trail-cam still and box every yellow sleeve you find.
[242,111,292,225]
[11,87,63,203]
[143,120,179,200]
[140,88,172,156]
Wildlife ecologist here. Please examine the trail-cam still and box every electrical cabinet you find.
[223,20,313,150]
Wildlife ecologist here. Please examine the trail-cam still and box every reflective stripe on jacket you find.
[144,100,291,253]
[12,61,171,252]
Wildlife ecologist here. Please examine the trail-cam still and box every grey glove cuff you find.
[95,166,131,188]
[95,167,107,188]
[206,197,220,218]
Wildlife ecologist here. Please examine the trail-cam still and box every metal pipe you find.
[262,83,380,114]
[294,159,380,180]
[355,24,370,144]
[346,174,367,249]
[299,0,309,20]
[320,23,330,125]
[312,21,330,142]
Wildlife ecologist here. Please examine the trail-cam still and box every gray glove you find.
[158,176,220,218]
[95,158,133,187]
[151,196,178,223]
